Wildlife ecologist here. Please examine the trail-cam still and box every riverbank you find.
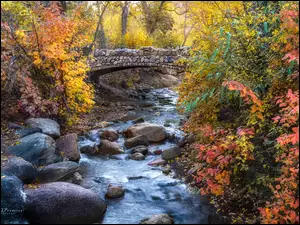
[2,85,221,224]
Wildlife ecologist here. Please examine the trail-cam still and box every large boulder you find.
[24,182,107,224]
[124,123,166,143]
[131,145,148,155]
[105,185,125,199]
[1,174,26,224]
[36,161,79,183]
[100,129,119,142]
[140,214,174,224]
[98,140,124,155]
[8,133,61,166]
[25,118,60,138]
[56,133,80,162]
[124,135,149,148]
[162,147,181,160]
[2,157,36,183]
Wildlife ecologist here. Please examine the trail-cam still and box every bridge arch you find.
[88,46,189,82]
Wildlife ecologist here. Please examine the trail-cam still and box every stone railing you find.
[89,46,190,74]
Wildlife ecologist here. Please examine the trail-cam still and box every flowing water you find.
[77,88,217,224]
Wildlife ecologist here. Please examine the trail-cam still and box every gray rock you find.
[125,135,149,148]
[79,140,98,155]
[118,111,139,122]
[8,122,24,130]
[1,174,26,224]
[124,122,167,143]
[105,185,125,199]
[100,129,118,142]
[140,214,174,224]
[131,145,148,155]
[8,133,61,166]
[148,158,167,166]
[2,157,36,183]
[37,161,79,183]
[72,172,83,184]
[56,133,80,162]
[162,147,181,160]
[24,182,107,224]
[25,118,60,138]
[98,140,124,155]
[131,152,145,161]
[16,127,42,138]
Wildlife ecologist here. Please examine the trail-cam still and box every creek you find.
[77,88,217,224]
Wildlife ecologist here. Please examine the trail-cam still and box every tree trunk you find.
[59,1,67,13]
[88,1,109,55]
[99,21,106,49]
[141,1,166,35]
[121,1,130,37]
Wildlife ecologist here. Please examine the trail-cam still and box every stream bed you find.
[77,88,217,224]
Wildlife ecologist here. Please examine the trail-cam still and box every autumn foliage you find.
[178,1,299,224]
[1,2,95,125]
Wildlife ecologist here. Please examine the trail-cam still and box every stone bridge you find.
[89,46,190,81]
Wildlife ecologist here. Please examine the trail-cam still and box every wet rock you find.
[118,111,139,122]
[79,140,98,155]
[162,147,181,160]
[140,214,174,224]
[131,145,148,155]
[105,185,125,199]
[100,129,119,142]
[148,158,167,166]
[16,127,42,137]
[140,102,155,107]
[164,123,171,127]
[25,118,60,138]
[72,172,83,185]
[98,140,124,155]
[125,135,149,148]
[127,176,146,180]
[131,152,145,161]
[36,161,79,183]
[84,131,97,142]
[24,182,107,224]
[124,122,167,143]
[1,175,26,224]
[132,117,145,124]
[8,133,61,166]
[56,133,80,162]
[167,133,182,144]
[2,157,36,183]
